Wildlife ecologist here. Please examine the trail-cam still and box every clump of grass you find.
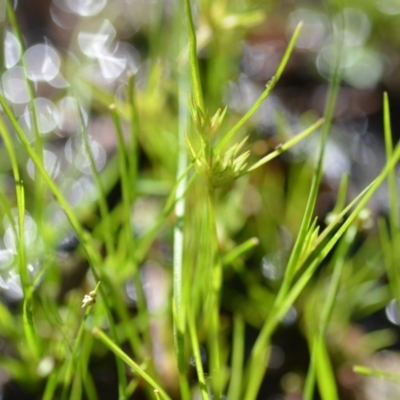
[1,1,400,400]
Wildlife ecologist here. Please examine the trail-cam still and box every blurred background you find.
[3,0,400,211]
[1,0,400,399]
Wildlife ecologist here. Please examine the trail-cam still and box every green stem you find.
[383,92,400,300]
[172,50,191,400]
[353,366,400,385]
[184,0,205,113]
[127,74,140,202]
[206,188,222,396]
[110,104,148,337]
[92,327,172,400]
[246,118,324,173]
[304,227,356,400]
[61,283,101,399]
[215,22,303,152]
[78,104,114,257]
[187,312,210,400]
[6,1,45,224]
[222,238,259,266]
[0,116,41,360]
[227,315,245,400]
